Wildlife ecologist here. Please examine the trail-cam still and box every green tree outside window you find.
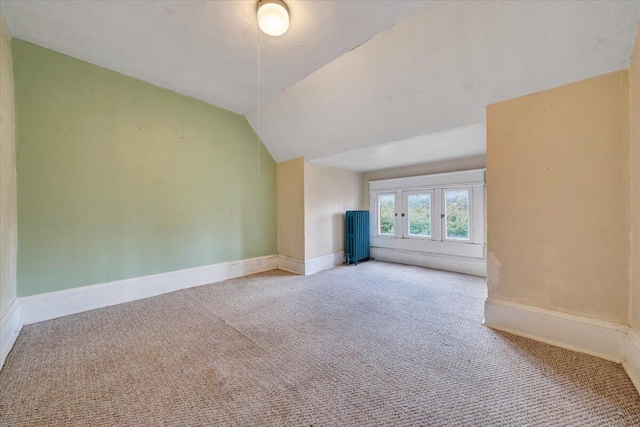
[445,190,469,239]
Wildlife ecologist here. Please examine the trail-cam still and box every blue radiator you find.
[345,210,370,265]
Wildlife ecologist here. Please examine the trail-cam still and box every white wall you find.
[0,13,17,321]
[304,162,362,260]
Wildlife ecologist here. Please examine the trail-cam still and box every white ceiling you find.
[2,1,640,171]
[248,1,640,163]
[310,124,486,173]
[0,0,428,114]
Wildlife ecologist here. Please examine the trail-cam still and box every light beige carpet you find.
[1,261,638,426]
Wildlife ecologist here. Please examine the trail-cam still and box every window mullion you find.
[433,189,443,241]
[395,191,403,239]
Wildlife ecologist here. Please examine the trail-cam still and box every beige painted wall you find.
[305,162,362,260]
[631,24,640,330]
[277,158,362,261]
[277,157,305,260]
[0,14,17,319]
[487,71,630,324]
[361,155,486,209]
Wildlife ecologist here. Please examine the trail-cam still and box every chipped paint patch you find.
[487,252,501,292]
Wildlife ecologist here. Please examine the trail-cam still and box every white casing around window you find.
[369,169,485,192]
[369,169,486,260]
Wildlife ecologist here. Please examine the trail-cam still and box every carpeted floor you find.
[1,261,639,426]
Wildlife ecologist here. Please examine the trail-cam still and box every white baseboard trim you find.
[277,252,345,276]
[20,255,279,326]
[1,299,22,368]
[0,251,348,370]
[371,247,487,277]
[0,255,278,370]
[277,255,305,275]
[304,251,345,275]
[483,298,628,363]
[624,329,640,393]
[5,256,639,396]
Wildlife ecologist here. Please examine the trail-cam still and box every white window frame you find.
[369,169,485,260]
[402,189,435,240]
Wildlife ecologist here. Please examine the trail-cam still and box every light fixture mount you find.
[257,0,289,37]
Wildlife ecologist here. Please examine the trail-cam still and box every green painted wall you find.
[12,39,277,296]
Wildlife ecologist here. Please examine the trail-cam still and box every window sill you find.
[371,235,485,259]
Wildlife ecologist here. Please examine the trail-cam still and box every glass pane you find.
[445,189,470,240]
[408,193,431,237]
[378,194,395,235]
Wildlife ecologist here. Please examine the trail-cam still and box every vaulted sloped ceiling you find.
[2,1,640,169]
[248,1,640,163]
[0,0,428,114]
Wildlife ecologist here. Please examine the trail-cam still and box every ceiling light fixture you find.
[257,0,289,37]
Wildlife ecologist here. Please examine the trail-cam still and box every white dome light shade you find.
[257,0,289,37]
